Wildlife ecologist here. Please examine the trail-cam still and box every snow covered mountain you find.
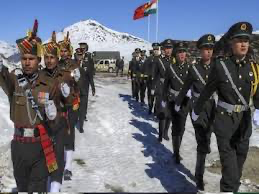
[51,19,152,61]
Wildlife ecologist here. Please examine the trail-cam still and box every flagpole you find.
[156,0,159,42]
[148,12,150,41]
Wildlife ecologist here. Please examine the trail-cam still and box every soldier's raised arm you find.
[0,61,16,96]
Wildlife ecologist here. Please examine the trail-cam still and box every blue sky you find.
[1,0,259,43]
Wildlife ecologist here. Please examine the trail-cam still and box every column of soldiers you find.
[0,20,95,192]
[128,21,259,192]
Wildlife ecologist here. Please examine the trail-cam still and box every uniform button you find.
[238,99,241,102]
[180,74,182,76]
[239,75,242,79]
[239,87,242,91]
[226,80,229,82]
[221,112,224,115]
[206,75,208,79]
[240,64,242,67]
[180,88,182,90]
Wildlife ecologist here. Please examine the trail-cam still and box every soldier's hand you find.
[151,89,155,95]
[60,82,70,98]
[92,89,96,96]
[45,100,57,120]
[175,104,180,112]
[161,101,167,108]
[191,110,199,121]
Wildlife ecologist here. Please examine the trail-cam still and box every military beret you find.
[197,34,215,49]
[163,39,174,48]
[175,42,187,52]
[228,22,253,40]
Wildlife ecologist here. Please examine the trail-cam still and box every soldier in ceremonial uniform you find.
[58,32,81,180]
[162,42,191,163]
[79,42,95,76]
[75,48,95,133]
[152,39,172,142]
[175,35,216,190]
[0,20,59,192]
[139,49,148,104]
[41,31,74,192]
[192,22,259,192]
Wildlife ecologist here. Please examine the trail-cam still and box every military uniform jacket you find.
[78,59,95,96]
[175,60,214,106]
[164,59,190,102]
[151,56,169,96]
[0,67,59,128]
[83,52,95,75]
[194,56,259,115]
[142,56,154,78]
[128,58,141,79]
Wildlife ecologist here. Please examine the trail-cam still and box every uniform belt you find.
[14,127,39,137]
[169,88,179,97]
[13,135,41,143]
[217,100,249,113]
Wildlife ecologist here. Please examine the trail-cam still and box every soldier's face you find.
[176,51,187,63]
[21,54,39,75]
[153,49,161,56]
[231,37,250,58]
[60,48,70,60]
[164,48,173,56]
[44,54,58,70]
[200,47,213,61]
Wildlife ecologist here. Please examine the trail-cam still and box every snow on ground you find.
[0,74,259,192]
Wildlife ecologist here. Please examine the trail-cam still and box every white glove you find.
[175,105,180,112]
[186,89,192,98]
[161,101,166,108]
[45,100,57,120]
[191,110,199,121]
[253,109,259,128]
[71,68,80,82]
[151,89,155,95]
[0,58,3,72]
[60,82,70,98]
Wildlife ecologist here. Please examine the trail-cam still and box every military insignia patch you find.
[241,23,247,31]
[249,72,253,77]
[38,92,49,104]
[208,35,212,41]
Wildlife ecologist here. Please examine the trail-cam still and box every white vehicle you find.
[95,59,117,73]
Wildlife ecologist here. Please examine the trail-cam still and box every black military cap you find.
[175,42,187,52]
[152,42,160,49]
[228,22,253,40]
[79,42,88,46]
[135,48,141,53]
[163,39,174,48]
[197,34,216,49]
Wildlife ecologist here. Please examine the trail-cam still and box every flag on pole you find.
[133,0,158,20]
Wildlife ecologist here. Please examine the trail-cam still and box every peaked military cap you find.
[197,34,216,49]
[16,19,42,57]
[78,42,89,50]
[135,48,141,53]
[228,22,253,40]
[42,31,60,57]
[162,39,174,48]
[152,42,160,49]
[175,42,187,52]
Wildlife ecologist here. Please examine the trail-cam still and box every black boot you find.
[163,119,170,141]
[195,153,206,191]
[158,120,165,142]
[64,169,73,181]
[79,128,84,133]
[172,136,181,164]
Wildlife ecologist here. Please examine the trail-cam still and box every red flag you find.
[133,2,149,20]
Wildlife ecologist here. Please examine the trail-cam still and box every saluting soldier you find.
[192,22,259,192]
[75,48,95,133]
[152,39,172,142]
[175,35,216,190]
[58,32,81,180]
[0,20,59,192]
[41,31,74,192]
[162,42,191,163]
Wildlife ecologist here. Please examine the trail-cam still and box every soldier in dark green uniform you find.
[79,42,95,76]
[192,22,259,192]
[75,48,95,133]
[58,32,81,181]
[152,39,173,142]
[163,42,191,163]
[175,35,216,190]
[139,49,148,104]
[0,20,59,192]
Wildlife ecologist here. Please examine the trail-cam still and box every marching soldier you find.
[192,22,259,192]
[175,35,216,190]
[41,31,74,192]
[152,39,172,142]
[116,56,124,77]
[162,42,191,163]
[139,49,148,104]
[58,32,81,180]
[0,20,59,192]
[75,48,95,133]
[143,44,159,114]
